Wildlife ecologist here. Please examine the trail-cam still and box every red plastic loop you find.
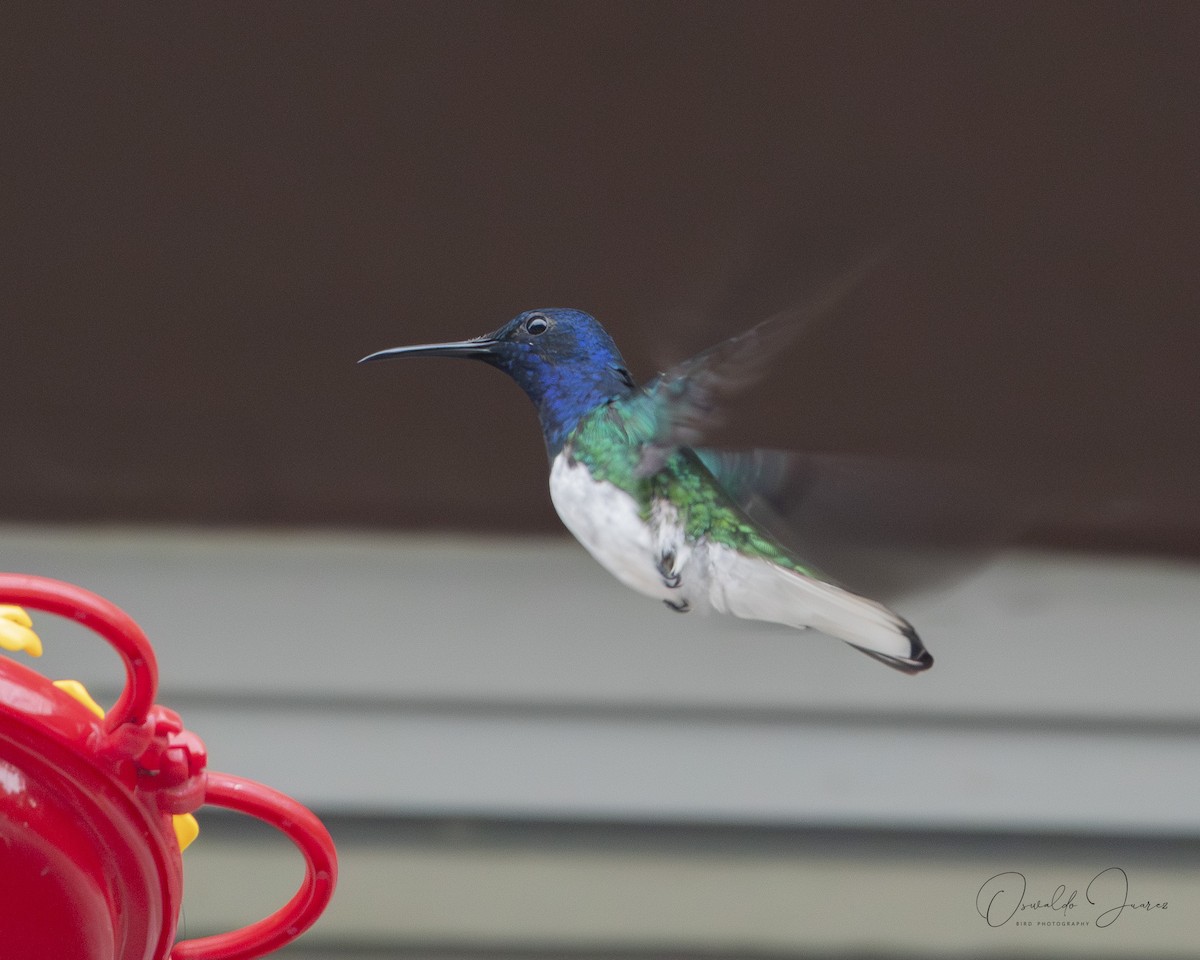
[170,772,338,960]
[0,573,158,731]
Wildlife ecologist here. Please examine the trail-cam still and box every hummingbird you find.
[360,303,933,674]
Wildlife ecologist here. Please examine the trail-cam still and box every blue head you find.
[361,308,636,456]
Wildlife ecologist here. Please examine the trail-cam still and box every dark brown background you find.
[3,2,1197,552]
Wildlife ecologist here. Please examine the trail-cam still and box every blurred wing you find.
[695,448,1033,602]
[691,448,798,508]
[622,255,1031,600]
[631,259,881,476]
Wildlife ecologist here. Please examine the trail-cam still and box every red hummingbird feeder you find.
[0,573,338,960]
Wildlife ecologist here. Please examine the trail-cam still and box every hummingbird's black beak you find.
[358,338,502,364]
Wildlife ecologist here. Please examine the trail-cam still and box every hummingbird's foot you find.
[656,549,682,589]
[663,598,691,613]
[0,605,42,657]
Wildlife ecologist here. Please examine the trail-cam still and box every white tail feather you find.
[703,547,931,672]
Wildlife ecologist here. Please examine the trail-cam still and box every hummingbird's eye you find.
[524,315,549,336]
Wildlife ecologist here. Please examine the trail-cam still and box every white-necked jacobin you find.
[360,305,933,674]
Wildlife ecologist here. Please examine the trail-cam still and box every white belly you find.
[547,452,925,670]
[548,453,686,602]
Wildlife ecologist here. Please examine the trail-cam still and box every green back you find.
[565,403,817,577]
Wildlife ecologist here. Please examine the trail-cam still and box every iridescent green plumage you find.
[565,401,819,577]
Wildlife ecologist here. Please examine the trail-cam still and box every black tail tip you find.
[847,625,934,675]
[906,645,936,673]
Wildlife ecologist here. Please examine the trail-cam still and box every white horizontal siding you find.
[180,824,1200,957]
[3,524,1199,834]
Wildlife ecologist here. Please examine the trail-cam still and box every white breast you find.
[548,452,687,603]
[548,452,925,669]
